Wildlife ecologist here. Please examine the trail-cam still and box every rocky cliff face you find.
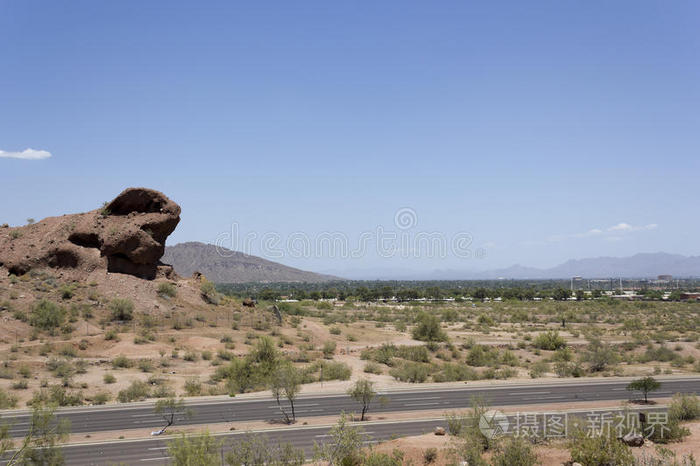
[0,188,180,280]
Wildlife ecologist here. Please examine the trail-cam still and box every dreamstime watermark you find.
[214,207,487,261]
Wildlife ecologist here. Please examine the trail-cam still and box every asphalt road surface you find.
[57,405,667,465]
[2,377,697,439]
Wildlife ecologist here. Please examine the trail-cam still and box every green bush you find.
[492,437,538,466]
[103,373,116,384]
[200,279,221,305]
[412,313,448,342]
[117,380,151,402]
[91,391,111,405]
[669,393,700,421]
[184,377,202,396]
[109,298,134,321]
[312,361,352,381]
[112,355,133,369]
[59,284,75,300]
[423,448,437,464]
[322,340,337,359]
[30,299,66,331]
[0,387,18,408]
[433,363,478,382]
[533,331,566,350]
[363,362,383,374]
[157,282,177,298]
[389,362,431,383]
[568,431,633,466]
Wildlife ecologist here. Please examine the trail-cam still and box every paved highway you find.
[54,405,668,465]
[2,377,697,438]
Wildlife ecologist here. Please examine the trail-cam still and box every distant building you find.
[657,274,673,281]
[680,292,700,301]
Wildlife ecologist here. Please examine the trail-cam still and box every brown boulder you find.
[0,187,180,280]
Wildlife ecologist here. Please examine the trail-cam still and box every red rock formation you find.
[0,188,180,280]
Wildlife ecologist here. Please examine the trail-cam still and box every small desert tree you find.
[412,312,448,342]
[168,430,221,466]
[313,413,364,466]
[226,433,304,466]
[626,376,661,403]
[16,403,70,465]
[347,378,378,421]
[154,397,193,433]
[270,364,301,424]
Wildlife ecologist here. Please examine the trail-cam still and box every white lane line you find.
[132,414,160,418]
[509,391,551,395]
[141,457,169,462]
[398,397,442,401]
[267,403,319,409]
[403,402,440,407]
[522,396,565,401]
[148,447,168,451]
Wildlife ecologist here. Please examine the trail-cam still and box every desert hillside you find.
[163,241,341,283]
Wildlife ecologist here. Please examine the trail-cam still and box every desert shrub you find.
[363,362,383,374]
[112,355,134,369]
[104,329,120,341]
[183,351,198,362]
[533,331,566,350]
[30,299,66,331]
[18,365,32,378]
[138,359,154,372]
[669,393,700,421]
[103,373,116,384]
[0,387,18,408]
[109,298,134,321]
[492,437,537,466]
[153,385,175,398]
[184,377,202,396]
[91,392,111,405]
[329,326,342,335]
[117,380,151,402]
[30,384,83,406]
[423,448,437,464]
[322,340,337,359]
[412,313,448,342]
[361,344,430,365]
[200,279,221,305]
[311,361,352,381]
[59,284,75,300]
[433,363,479,382]
[568,430,633,466]
[389,362,431,383]
[466,345,500,367]
[157,282,177,298]
[583,338,620,372]
[529,361,549,378]
[11,380,28,390]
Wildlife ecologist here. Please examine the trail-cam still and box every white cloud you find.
[0,148,52,160]
[607,222,657,232]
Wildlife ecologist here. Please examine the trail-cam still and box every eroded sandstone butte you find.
[0,187,180,280]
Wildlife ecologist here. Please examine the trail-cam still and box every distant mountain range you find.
[164,245,700,282]
[162,242,341,283]
[323,253,700,280]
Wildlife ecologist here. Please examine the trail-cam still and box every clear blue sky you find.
[1,1,699,277]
